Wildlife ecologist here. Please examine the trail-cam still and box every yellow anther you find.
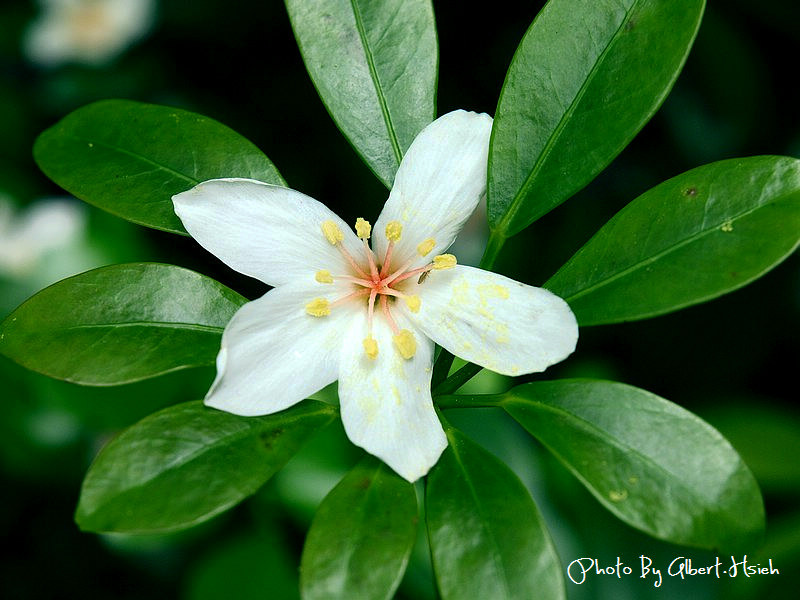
[393,329,416,359]
[355,217,372,239]
[321,220,343,245]
[404,295,421,313]
[417,238,435,257]
[305,298,331,317]
[363,336,379,360]
[385,220,403,242]
[432,254,457,270]
[315,270,334,284]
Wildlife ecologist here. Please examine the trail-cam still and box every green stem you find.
[433,362,483,396]
[435,393,505,409]
[431,349,455,388]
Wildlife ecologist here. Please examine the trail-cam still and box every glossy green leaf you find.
[488,0,705,236]
[545,156,800,325]
[34,99,285,234]
[286,0,437,187]
[300,456,417,600]
[502,380,764,549]
[426,426,564,600]
[76,400,336,533]
[0,263,246,385]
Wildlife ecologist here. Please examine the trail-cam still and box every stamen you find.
[362,336,378,360]
[321,220,344,245]
[433,254,457,270]
[390,263,433,284]
[339,274,375,287]
[367,289,378,332]
[377,289,421,313]
[355,217,372,240]
[363,238,379,280]
[329,288,370,308]
[336,244,369,279]
[315,269,334,284]
[417,238,435,257]
[305,298,330,317]
[381,257,416,286]
[385,221,403,242]
[393,329,416,359]
[380,240,395,278]
[380,295,400,335]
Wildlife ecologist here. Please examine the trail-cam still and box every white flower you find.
[172,110,578,481]
[0,196,86,276]
[25,0,155,67]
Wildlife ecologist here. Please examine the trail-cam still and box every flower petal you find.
[173,178,363,287]
[205,280,357,416]
[338,313,446,482]
[373,111,492,268]
[403,265,578,376]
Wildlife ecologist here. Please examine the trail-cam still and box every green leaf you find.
[286,0,437,187]
[76,400,336,533]
[488,0,705,236]
[545,156,800,325]
[426,426,565,600]
[502,379,764,549]
[33,99,285,234]
[0,263,246,385]
[300,456,417,600]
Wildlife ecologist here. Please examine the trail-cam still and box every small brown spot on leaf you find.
[684,187,697,197]
[259,428,283,449]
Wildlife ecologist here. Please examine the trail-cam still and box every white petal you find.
[173,179,364,287]
[403,266,578,376]
[338,313,446,482]
[205,280,357,416]
[373,111,493,268]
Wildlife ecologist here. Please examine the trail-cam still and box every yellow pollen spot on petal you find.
[321,220,343,244]
[355,217,372,239]
[385,220,403,242]
[363,336,378,360]
[433,254,457,270]
[305,298,330,317]
[393,329,416,359]
[404,295,421,313]
[417,238,435,256]
[315,269,334,284]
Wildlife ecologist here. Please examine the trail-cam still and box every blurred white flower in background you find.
[0,195,88,276]
[24,0,156,67]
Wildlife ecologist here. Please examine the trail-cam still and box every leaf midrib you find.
[493,0,639,236]
[333,465,410,596]
[349,0,404,166]
[58,132,200,186]
[549,194,785,305]
[22,321,226,335]
[83,405,333,521]
[446,431,514,599]
[502,396,717,509]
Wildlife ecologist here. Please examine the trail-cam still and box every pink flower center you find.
[308,218,456,360]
